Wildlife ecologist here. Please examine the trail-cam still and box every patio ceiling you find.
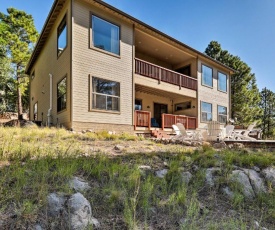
[135,84,194,100]
[135,29,196,66]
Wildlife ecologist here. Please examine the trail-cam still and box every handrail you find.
[134,110,151,130]
[162,113,197,129]
[135,58,197,91]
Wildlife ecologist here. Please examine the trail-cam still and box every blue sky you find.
[1,0,275,92]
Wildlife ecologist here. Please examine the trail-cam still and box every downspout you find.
[47,73,53,126]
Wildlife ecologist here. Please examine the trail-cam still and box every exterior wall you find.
[173,58,197,78]
[135,91,172,115]
[135,52,172,70]
[135,92,197,117]
[197,59,230,129]
[30,0,71,127]
[72,121,134,133]
[72,0,134,130]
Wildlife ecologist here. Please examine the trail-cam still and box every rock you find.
[138,165,152,170]
[202,141,211,147]
[213,141,227,149]
[242,169,267,195]
[262,167,275,188]
[222,186,234,200]
[181,140,191,146]
[47,193,66,217]
[34,224,43,230]
[181,171,192,184]
[90,217,100,229]
[253,166,261,173]
[205,168,221,187]
[67,193,92,230]
[230,170,255,200]
[114,145,124,151]
[69,177,91,192]
[232,143,244,149]
[254,221,260,229]
[155,169,168,178]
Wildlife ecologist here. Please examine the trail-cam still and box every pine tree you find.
[0,8,38,118]
[259,88,275,139]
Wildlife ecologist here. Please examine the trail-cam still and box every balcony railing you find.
[162,113,197,129]
[135,58,197,91]
[134,110,197,130]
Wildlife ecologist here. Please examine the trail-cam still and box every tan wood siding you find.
[30,0,71,127]
[72,0,133,127]
[197,59,230,129]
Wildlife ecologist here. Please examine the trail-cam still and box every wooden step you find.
[151,130,169,139]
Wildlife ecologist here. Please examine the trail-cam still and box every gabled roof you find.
[26,0,235,74]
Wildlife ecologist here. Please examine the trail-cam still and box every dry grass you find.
[0,127,275,229]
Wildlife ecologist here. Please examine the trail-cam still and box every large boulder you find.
[47,193,66,217]
[155,169,168,178]
[205,168,221,187]
[230,170,255,200]
[69,177,91,192]
[242,169,267,195]
[67,193,92,230]
[262,167,275,188]
[181,171,192,185]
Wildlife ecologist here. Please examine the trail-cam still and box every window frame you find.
[135,99,142,111]
[175,101,192,111]
[90,14,121,57]
[90,76,120,113]
[201,101,212,122]
[201,64,213,88]
[57,14,67,57]
[217,105,227,124]
[57,76,67,113]
[218,71,227,93]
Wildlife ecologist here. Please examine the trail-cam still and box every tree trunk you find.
[17,76,23,120]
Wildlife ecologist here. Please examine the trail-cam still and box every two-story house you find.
[26,0,234,133]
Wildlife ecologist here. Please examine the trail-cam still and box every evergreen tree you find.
[205,41,262,126]
[0,8,38,117]
[259,88,275,139]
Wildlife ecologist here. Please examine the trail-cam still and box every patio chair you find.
[206,121,223,141]
[172,124,193,140]
[176,123,203,141]
[234,122,257,141]
[223,125,235,140]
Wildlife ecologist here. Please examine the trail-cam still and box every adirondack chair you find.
[207,121,222,141]
[223,125,235,140]
[172,124,193,140]
[176,123,203,141]
[234,122,257,141]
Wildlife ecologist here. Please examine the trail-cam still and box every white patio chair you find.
[234,122,257,141]
[206,121,223,141]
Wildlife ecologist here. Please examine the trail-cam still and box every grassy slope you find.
[0,127,275,229]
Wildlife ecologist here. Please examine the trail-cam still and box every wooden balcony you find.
[134,111,197,130]
[135,58,197,91]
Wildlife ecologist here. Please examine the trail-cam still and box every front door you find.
[154,103,168,127]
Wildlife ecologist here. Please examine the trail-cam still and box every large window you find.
[202,65,213,87]
[201,101,212,122]
[91,15,120,55]
[57,15,67,56]
[92,77,120,111]
[218,72,227,92]
[57,77,67,112]
[218,105,227,124]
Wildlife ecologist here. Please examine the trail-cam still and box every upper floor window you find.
[57,15,67,56]
[92,77,120,111]
[202,65,213,87]
[218,72,227,92]
[91,15,120,55]
[57,77,67,112]
[218,105,227,123]
[201,101,212,122]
